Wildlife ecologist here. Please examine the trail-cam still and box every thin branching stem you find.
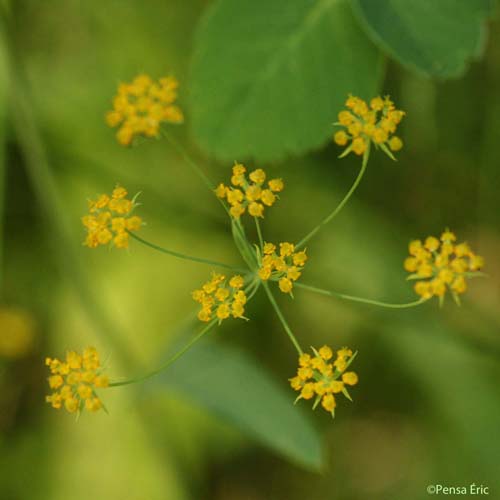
[296,146,370,249]
[254,217,264,252]
[162,130,215,191]
[109,278,260,387]
[160,129,249,248]
[262,282,303,355]
[109,319,218,387]
[246,277,261,301]
[129,231,246,272]
[295,282,428,309]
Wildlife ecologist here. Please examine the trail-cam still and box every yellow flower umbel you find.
[82,185,143,249]
[258,242,307,295]
[405,230,485,305]
[106,74,184,146]
[192,273,248,323]
[215,163,284,219]
[289,345,358,418]
[333,95,405,158]
[45,347,109,414]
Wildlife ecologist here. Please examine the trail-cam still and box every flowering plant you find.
[44,77,485,419]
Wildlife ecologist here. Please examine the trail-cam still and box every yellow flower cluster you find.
[333,95,405,157]
[192,273,247,323]
[290,346,358,417]
[215,164,284,218]
[405,230,485,302]
[258,242,307,294]
[82,185,142,249]
[106,74,184,146]
[45,347,109,414]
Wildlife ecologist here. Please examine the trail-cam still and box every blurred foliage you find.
[0,1,499,500]
[158,339,323,470]
[352,0,493,78]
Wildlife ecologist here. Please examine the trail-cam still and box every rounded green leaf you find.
[189,0,383,162]
[352,0,493,79]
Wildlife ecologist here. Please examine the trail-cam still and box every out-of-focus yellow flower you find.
[45,347,109,414]
[192,272,248,323]
[215,164,283,219]
[333,94,405,158]
[82,185,143,249]
[0,307,36,358]
[405,229,485,304]
[258,242,307,295]
[106,74,184,146]
[289,345,358,417]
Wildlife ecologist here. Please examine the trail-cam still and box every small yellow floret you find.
[263,242,276,255]
[441,230,456,242]
[229,275,244,289]
[233,163,246,175]
[338,110,354,125]
[370,96,384,111]
[261,189,276,207]
[249,169,266,184]
[300,383,315,400]
[280,242,295,257]
[389,136,403,151]
[321,394,336,412]
[278,278,293,294]
[334,130,348,146]
[318,345,333,360]
[352,137,367,156]
[299,353,311,367]
[268,178,284,192]
[248,202,264,217]
[342,371,358,386]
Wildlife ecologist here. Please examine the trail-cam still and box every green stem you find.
[154,129,253,272]
[295,282,428,309]
[296,146,370,249]
[162,130,215,191]
[262,281,303,354]
[154,131,254,273]
[232,217,258,270]
[160,129,249,247]
[246,277,261,301]
[109,276,259,387]
[254,217,264,251]
[129,231,246,272]
[109,319,217,387]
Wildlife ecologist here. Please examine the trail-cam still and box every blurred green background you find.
[0,1,499,499]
